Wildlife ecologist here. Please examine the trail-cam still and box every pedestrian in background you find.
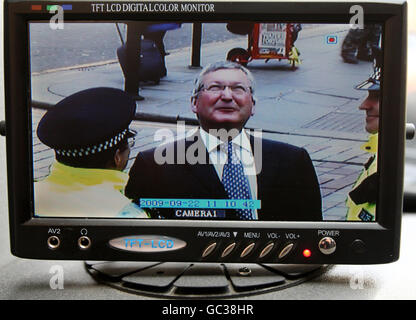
[341,24,382,64]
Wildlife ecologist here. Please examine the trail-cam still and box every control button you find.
[318,237,336,255]
[221,242,236,258]
[259,242,275,259]
[278,243,294,260]
[351,239,366,254]
[202,242,217,258]
[108,235,187,253]
[240,243,255,258]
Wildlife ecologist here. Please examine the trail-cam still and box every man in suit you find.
[125,61,322,221]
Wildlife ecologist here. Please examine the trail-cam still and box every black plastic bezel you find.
[3,1,407,264]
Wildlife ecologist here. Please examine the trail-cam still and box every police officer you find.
[35,87,148,218]
[346,47,381,221]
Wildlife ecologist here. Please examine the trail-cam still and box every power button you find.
[318,237,336,255]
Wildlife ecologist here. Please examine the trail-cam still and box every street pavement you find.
[31,23,375,221]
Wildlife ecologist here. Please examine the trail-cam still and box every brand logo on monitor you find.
[124,238,175,249]
[108,235,187,252]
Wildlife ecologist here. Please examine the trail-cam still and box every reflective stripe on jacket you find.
[346,134,378,221]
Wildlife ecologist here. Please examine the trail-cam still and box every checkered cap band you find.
[55,129,128,157]
[355,61,381,91]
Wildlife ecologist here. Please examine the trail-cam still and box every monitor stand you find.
[84,261,328,298]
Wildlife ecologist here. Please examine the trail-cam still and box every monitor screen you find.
[29,21,382,222]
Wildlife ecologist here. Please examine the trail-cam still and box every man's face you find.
[359,90,380,134]
[192,68,255,132]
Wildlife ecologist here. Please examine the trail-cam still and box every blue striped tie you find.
[221,141,254,220]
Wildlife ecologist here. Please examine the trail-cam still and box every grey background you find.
[2,0,416,300]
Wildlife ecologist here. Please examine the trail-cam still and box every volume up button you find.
[278,243,294,260]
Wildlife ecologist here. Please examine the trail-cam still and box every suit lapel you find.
[249,134,272,202]
[183,131,227,198]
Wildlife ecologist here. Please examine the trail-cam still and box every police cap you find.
[355,46,382,91]
[37,87,136,158]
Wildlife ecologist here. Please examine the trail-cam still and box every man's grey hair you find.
[191,61,256,104]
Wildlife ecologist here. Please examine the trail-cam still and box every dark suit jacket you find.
[125,131,322,221]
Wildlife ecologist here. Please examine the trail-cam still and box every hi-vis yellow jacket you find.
[346,134,378,221]
[34,161,148,218]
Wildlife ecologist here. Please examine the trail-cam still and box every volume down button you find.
[259,242,275,259]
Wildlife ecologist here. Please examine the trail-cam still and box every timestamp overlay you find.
[139,199,261,210]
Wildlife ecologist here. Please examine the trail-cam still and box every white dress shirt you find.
[198,127,258,219]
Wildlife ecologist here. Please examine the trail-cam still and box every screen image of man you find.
[125,61,322,221]
[345,47,381,221]
[34,87,148,218]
